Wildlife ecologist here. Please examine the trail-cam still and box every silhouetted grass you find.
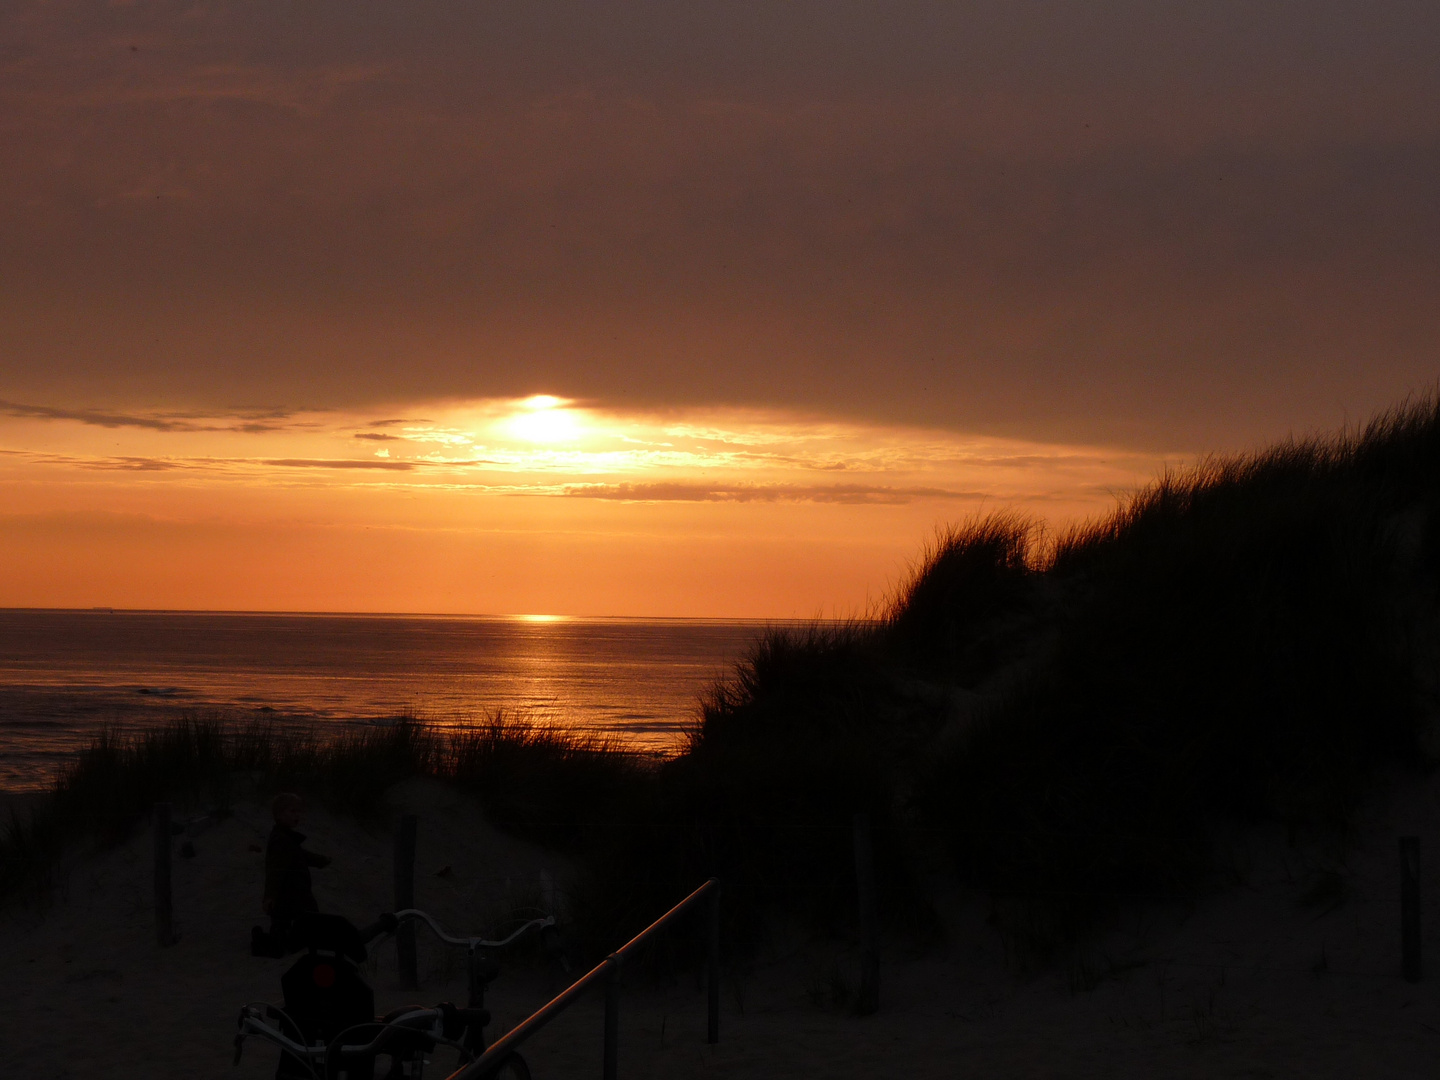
[889,513,1041,682]
[920,407,1439,949]
[576,395,1440,957]
[2,718,237,900]
[567,620,939,955]
[0,713,641,902]
[445,718,646,848]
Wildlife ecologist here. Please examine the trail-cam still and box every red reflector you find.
[313,963,336,988]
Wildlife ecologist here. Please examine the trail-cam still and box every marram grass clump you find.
[922,404,1440,948]
[577,396,1440,955]
[0,713,643,902]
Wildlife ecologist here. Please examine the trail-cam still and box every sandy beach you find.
[6,772,1440,1078]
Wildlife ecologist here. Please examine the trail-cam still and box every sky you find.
[1,1,1437,616]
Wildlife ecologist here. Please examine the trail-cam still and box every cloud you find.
[0,399,300,433]
[2,450,213,472]
[4,448,416,473]
[260,458,416,471]
[79,456,194,472]
[1,444,514,474]
[353,432,400,441]
[561,482,976,504]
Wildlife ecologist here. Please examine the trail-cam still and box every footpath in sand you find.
[6,775,1440,1078]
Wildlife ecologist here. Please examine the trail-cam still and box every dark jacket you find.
[264,824,326,924]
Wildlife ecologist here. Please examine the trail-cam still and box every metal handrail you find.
[445,877,720,1080]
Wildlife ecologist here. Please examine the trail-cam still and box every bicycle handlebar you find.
[392,908,555,950]
[237,1004,490,1072]
[237,909,552,1074]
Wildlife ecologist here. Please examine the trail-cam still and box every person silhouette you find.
[262,792,331,951]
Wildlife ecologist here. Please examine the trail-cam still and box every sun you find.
[507,395,581,443]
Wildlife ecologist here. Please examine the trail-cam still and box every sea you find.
[0,610,778,792]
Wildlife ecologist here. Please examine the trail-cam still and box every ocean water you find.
[0,610,776,792]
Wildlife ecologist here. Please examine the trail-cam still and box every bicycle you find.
[235,909,554,1079]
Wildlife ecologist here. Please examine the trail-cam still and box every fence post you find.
[707,879,721,1044]
[853,813,879,1015]
[1402,835,1422,982]
[603,954,621,1080]
[153,802,174,947]
[395,813,418,988]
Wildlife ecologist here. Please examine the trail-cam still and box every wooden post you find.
[853,813,879,1014]
[603,954,621,1080]
[1401,835,1422,982]
[153,802,174,947]
[707,879,721,1044]
[394,813,418,988]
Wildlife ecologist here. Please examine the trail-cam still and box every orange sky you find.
[2,2,1437,615]
[0,397,1167,615]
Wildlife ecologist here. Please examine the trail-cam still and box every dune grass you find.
[574,396,1440,956]
[0,713,643,904]
[921,405,1438,947]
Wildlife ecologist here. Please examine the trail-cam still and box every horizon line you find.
[0,606,839,623]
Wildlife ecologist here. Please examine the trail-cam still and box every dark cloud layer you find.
[2,1,1437,449]
[0,399,298,433]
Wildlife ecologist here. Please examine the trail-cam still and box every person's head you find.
[272,792,304,829]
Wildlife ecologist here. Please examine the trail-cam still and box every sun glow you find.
[507,396,581,444]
